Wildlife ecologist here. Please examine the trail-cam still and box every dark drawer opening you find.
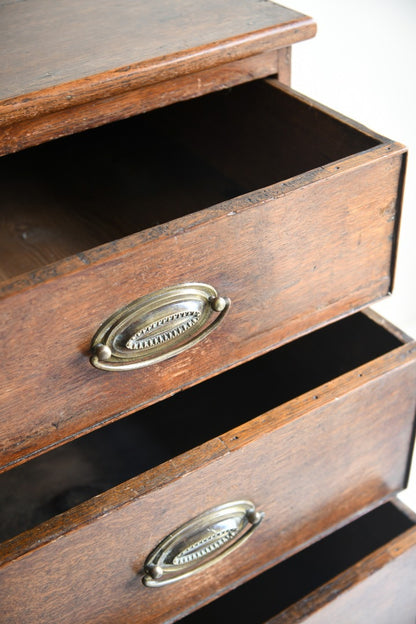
[0,311,403,542]
[180,502,415,623]
[0,79,380,282]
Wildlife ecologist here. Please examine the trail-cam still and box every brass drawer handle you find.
[142,500,264,587]
[90,283,230,371]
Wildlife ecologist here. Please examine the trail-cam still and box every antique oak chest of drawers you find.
[0,1,415,622]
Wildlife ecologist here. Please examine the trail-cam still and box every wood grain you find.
[0,51,280,156]
[0,0,315,153]
[0,338,415,622]
[0,150,406,469]
[2,4,412,623]
[0,80,407,470]
[0,79,397,291]
[0,79,384,282]
[0,311,407,541]
[178,502,416,623]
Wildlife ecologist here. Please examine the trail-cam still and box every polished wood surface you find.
[0,0,315,154]
[0,314,415,622]
[0,81,406,470]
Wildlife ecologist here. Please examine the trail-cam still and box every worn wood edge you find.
[0,50,280,156]
[0,140,404,300]
[0,437,229,567]
[220,339,416,450]
[266,510,416,623]
[0,17,316,129]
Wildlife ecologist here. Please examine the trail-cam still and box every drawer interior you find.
[0,312,403,543]
[179,502,415,623]
[0,80,380,282]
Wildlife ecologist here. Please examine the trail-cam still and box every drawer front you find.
[0,80,407,471]
[1,327,415,623]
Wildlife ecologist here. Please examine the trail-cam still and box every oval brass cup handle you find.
[142,500,264,587]
[90,283,230,371]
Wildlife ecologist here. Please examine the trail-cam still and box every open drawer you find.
[0,311,415,623]
[180,500,416,624]
[0,78,407,471]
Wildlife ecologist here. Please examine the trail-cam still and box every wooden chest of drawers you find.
[0,1,415,622]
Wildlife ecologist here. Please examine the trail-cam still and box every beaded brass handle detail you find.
[142,500,264,587]
[90,283,230,371]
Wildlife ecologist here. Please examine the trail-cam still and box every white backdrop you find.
[287,0,416,510]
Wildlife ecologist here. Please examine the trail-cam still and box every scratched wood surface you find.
[0,0,315,153]
[0,315,415,623]
[0,81,407,471]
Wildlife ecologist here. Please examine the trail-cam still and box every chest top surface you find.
[0,0,315,125]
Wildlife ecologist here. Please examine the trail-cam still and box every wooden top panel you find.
[1,0,310,98]
[0,0,315,120]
